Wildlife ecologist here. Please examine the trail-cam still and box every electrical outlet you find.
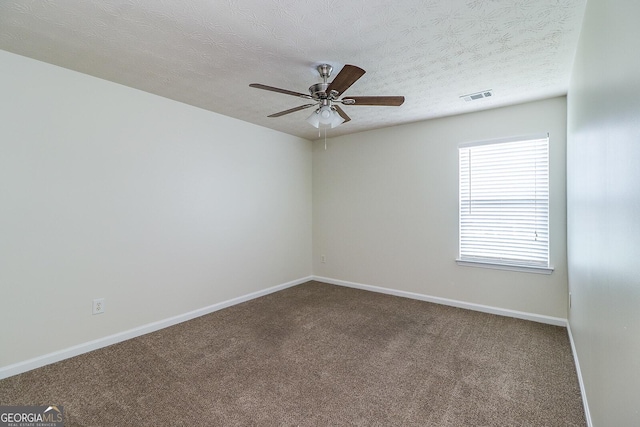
[92,298,105,315]
[321,255,326,263]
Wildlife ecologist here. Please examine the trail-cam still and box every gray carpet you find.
[0,281,585,426]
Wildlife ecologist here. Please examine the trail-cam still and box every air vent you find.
[461,90,493,102]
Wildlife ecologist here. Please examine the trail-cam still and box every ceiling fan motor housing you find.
[309,82,329,99]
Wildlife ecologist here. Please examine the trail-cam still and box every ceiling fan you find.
[249,64,405,129]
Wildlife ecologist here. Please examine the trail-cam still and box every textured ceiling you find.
[0,0,586,141]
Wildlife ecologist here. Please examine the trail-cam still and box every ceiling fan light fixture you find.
[318,106,333,124]
[306,106,345,129]
[306,109,321,128]
[330,109,345,128]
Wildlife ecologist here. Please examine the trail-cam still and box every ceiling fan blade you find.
[344,96,405,106]
[267,104,316,118]
[250,83,312,99]
[333,105,351,123]
[326,65,365,96]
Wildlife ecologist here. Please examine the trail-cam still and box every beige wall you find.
[567,0,640,424]
[0,50,312,368]
[313,97,568,319]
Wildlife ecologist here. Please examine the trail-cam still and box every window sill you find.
[455,259,554,275]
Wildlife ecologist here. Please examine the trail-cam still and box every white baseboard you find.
[0,276,313,380]
[313,276,567,327]
[566,322,593,427]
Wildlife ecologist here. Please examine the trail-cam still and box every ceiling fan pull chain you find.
[324,126,328,150]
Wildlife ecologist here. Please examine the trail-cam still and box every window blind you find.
[458,134,550,269]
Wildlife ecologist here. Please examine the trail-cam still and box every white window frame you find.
[456,133,553,274]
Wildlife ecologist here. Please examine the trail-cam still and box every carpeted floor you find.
[0,281,585,426]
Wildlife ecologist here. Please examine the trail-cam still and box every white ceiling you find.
[0,0,586,141]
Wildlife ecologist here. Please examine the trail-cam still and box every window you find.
[457,133,552,274]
